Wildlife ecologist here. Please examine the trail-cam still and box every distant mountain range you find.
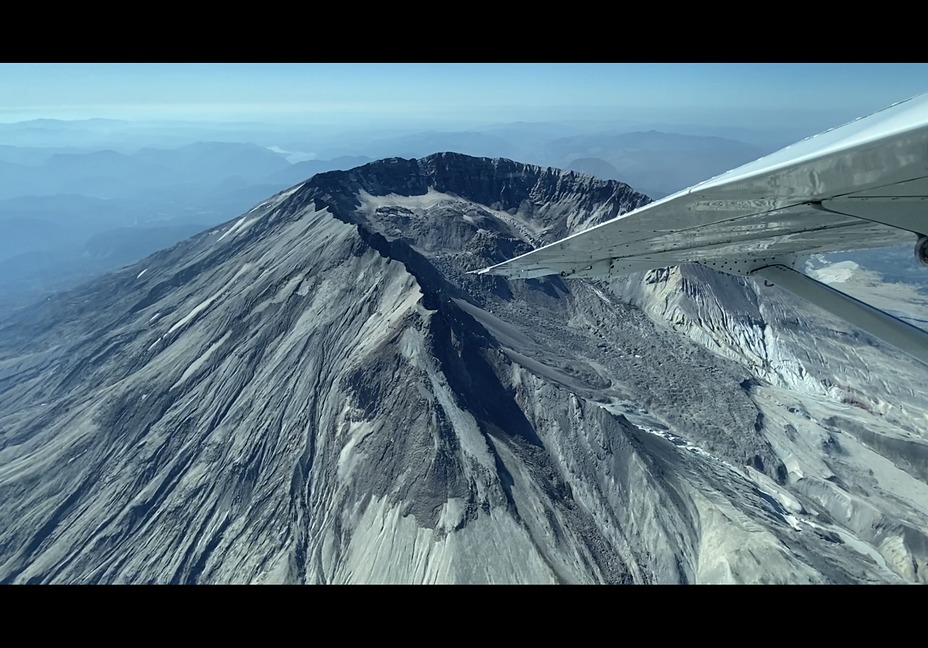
[4,117,908,322]
[551,131,769,199]
[0,142,291,200]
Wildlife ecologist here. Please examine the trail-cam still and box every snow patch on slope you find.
[810,260,858,283]
[168,263,253,335]
[171,330,231,390]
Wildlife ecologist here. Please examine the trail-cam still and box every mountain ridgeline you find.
[1,153,926,584]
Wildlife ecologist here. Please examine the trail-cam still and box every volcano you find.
[1,153,926,584]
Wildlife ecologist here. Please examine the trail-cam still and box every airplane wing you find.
[477,93,928,365]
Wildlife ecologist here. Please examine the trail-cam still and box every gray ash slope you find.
[1,152,926,583]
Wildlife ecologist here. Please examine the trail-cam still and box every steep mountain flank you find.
[1,153,925,583]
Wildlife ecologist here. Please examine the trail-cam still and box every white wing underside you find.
[479,93,928,280]
[477,93,928,365]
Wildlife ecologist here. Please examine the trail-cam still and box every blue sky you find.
[3,63,928,129]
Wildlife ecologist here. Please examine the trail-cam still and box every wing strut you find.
[750,265,928,365]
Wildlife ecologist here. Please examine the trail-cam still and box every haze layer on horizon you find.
[4,63,928,134]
